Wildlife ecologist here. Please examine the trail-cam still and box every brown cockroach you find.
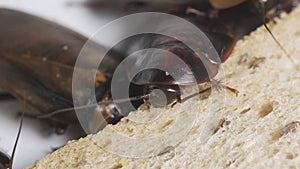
[0,7,232,134]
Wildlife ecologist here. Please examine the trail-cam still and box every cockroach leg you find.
[258,0,293,62]
[225,86,239,96]
[263,23,293,61]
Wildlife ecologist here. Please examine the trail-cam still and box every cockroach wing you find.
[0,9,120,124]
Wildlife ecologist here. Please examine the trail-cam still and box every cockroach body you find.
[0,0,298,133]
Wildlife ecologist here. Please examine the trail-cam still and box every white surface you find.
[0,0,122,168]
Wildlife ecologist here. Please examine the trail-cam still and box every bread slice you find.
[26,5,300,169]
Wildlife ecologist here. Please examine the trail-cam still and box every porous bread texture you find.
[26,5,300,169]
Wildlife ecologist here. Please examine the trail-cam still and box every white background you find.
[0,0,123,168]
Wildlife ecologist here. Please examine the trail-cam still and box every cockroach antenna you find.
[181,86,212,103]
[37,94,150,119]
[259,0,294,62]
[3,113,24,169]
[181,80,239,103]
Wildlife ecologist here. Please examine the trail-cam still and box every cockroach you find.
[0,0,298,134]
[0,114,23,169]
[0,8,233,134]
